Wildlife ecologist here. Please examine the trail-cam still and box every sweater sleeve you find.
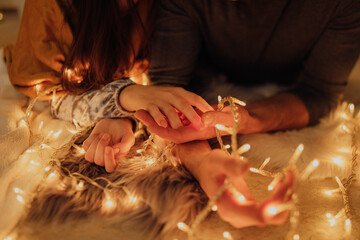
[289,0,360,125]
[4,0,72,99]
[50,79,136,127]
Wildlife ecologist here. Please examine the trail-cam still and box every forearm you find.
[51,79,135,127]
[175,140,212,180]
[241,92,310,134]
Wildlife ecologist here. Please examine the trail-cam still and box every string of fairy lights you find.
[2,79,359,240]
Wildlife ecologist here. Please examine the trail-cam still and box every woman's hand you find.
[82,118,135,173]
[120,85,213,129]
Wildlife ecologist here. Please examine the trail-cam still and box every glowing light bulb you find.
[267,206,277,215]
[78,147,85,154]
[35,84,41,94]
[68,129,78,134]
[312,160,319,167]
[19,119,27,127]
[293,234,300,240]
[136,149,142,154]
[326,213,332,218]
[349,103,355,113]
[288,144,304,167]
[177,222,190,232]
[300,159,319,180]
[41,144,50,149]
[223,231,233,240]
[44,167,51,172]
[342,125,350,133]
[268,185,274,191]
[237,144,251,155]
[146,159,154,165]
[14,188,22,194]
[345,219,351,226]
[4,236,12,240]
[30,160,40,166]
[129,196,137,203]
[332,157,343,166]
[238,195,245,202]
[259,157,271,170]
[225,144,231,149]
[52,130,62,138]
[17,195,24,203]
[211,205,218,211]
[329,218,336,226]
[38,121,44,131]
[218,95,222,102]
[77,181,84,190]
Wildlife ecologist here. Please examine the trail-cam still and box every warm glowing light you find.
[41,144,50,149]
[293,234,300,240]
[215,124,232,133]
[129,196,137,203]
[177,222,190,232]
[14,188,22,194]
[4,237,12,240]
[250,167,260,174]
[288,144,304,167]
[52,130,62,138]
[218,95,222,102]
[48,173,56,178]
[35,84,41,93]
[349,103,355,113]
[332,157,343,166]
[78,148,85,154]
[211,205,218,211]
[268,185,274,191]
[225,144,231,149]
[223,231,233,239]
[68,129,78,134]
[30,160,40,166]
[345,219,351,226]
[17,195,24,203]
[238,195,245,202]
[237,144,251,155]
[300,159,319,180]
[77,181,84,190]
[267,206,277,215]
[329,218,336,226]
[136,149,142,154]
[44,167,51,172]
[312,160,319,167]
[19,119,27,127]
[326,213,332,218]
[146,159,154,165]
[38,121,44,131]
[259,157,271,170]
[342,125,350,133]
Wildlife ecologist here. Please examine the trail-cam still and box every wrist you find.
[119,84,140,112]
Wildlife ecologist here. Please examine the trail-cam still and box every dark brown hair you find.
[57,0,150,94]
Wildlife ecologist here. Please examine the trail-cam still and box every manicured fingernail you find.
[160,120,168,128]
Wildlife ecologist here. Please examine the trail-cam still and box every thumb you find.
[113,133,135,156]
[202,111,235,127]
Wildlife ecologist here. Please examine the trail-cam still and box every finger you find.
[113,133,135,156]
[174,88,213,112]
[170,96,203,129]
[271,170,294,201]
[147,105,168,128]
[104,146,117,173]
[158,103,183,129]
[202,111,235,127]
[83,133,100,151]
[135,109,158,127]
[94,134,111,166]
[84,133,103,162]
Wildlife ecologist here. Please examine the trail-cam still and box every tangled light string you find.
[4,83,360,240]
[176,98,359,240]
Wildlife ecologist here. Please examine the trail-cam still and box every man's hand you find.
[82,118,135,173]
[120,85,213,129]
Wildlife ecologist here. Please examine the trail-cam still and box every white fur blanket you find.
[1,49,360,240]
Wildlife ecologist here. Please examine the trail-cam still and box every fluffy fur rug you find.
[1,49,360,240]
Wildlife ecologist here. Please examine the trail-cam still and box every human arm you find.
[4,0,72,99]
[175,141,294,228]
[134,92,308,143]
[82,118,135,173]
